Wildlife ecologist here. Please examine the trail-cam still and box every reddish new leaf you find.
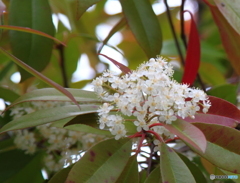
[163,119,207,153]
[181,11,200,85]
[0,25,65,46]
[98,54,132,74]
[204,2,240,75]
[183,113,238,128]
[194,123,240,153]
[184,96,240,128]
[207,96,240,123]
[0,48,80,109]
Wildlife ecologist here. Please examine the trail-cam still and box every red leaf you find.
[207,96,240,123]
[181,11,200,85]
[193,123,240,155]
[203,2,240,75]
[0,48,80,110]
[183,114,238,128]
[189,123,240,173]
[98,54,132,74]
[164,119,207,153]
[0,25,65,46]
[184,96,240,127]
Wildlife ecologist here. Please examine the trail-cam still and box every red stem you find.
[165,137,180,143]
[128,132,142,139]
[149,123,163,128]
[136,132,146,154]
[146,130,164,143]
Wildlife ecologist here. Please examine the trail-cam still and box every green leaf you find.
[199,62,226,85]
[54,112,137,136]
[0,105,99,134]
[63,113,99,127]
[66,138,132,183]
[65,124,111,136]
[0,108,12,127]
[56,110,137,135]
[0,49,81,109]
[160,143,196,183]
[161,39,185,56]
[125,121,138,135]
[139,170,148,183]
[120,0,162,58]
[53,117,112,136]
[70,80,92,89]
[48,166,73,183]
[4,152,44,183]
[0,62,14,82]
[220,169,240,183]
[207,84,237,104]
[76,0,103,19]
[213,0,240,35]
[191,123,240,173]
[0,149,37,182]
[115,155,139,183]
[0,138,14,153]
[64,37,81,82]
[201,41,225,63]
[163,119,207,153]
[9,0,55,82]
[0,87,19,102]
[144,166,162,183]
[177,153,207,183]
[8,88,100,108]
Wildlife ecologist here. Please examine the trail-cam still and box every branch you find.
[56,44,69,88]
[163,0,185,66]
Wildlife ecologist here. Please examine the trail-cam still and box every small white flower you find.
[111,125,127,140]
[203,100,211,113]
[97,103,114,115]
[99,114,109,129]
[134,120,149,132]
[153,139,161,151]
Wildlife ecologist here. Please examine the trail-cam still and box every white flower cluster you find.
[10,101,107,172]
[92,57,211,140]
[36,125,105,172]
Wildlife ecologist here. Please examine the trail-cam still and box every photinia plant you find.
[1,0,240,182]
[1,55,240,182]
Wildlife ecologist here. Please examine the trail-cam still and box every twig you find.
[180,0,187,48]
[147,142,155,176]
[163,0,185,66]
[56,44,69,88]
